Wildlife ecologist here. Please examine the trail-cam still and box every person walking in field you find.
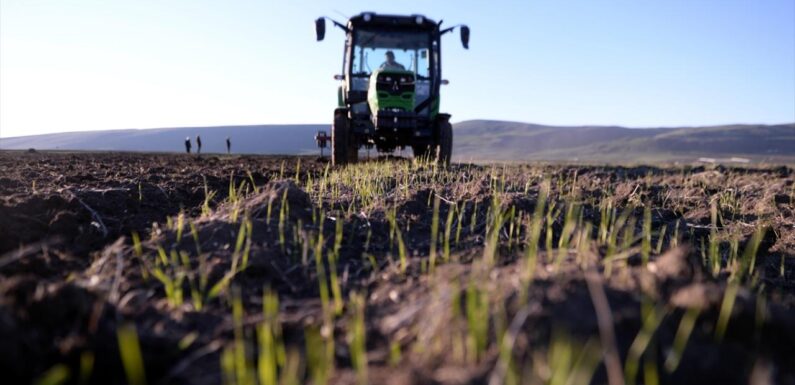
[184,137,192,154]
[226,137,231,154]
[196,135,202,155]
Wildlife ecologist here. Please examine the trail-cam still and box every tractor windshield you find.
[351,29,432,79]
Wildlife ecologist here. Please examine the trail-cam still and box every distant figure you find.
[226,137,231,154]
[196,135,202,154]
[184,137,192,154]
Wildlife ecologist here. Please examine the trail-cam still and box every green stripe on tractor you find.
[372,92,415,111]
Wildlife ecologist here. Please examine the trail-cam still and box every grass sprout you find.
[117,323,147,385]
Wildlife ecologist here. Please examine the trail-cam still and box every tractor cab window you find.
[351,30,432,79]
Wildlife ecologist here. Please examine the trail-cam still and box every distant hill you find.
[454,120,795,163]
[0,125,326,155]
[2,121,793,163]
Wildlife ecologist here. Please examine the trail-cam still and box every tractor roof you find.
[347,12,439,32]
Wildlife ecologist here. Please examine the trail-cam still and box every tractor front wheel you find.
[435,119,453,166]
[332,109,358,166]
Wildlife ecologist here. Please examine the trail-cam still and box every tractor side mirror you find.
[460,25,470,49]
[315,18,326,41]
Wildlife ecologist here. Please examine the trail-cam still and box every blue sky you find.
[1,0,793,138]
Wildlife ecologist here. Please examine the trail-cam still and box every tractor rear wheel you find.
[436,119,453,166]
[332,109,358,166]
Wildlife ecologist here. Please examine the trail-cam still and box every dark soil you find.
[0,151,793,385]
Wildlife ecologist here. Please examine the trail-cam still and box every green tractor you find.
[315,12,469,165]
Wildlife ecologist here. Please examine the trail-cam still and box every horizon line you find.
[2,120,794,140]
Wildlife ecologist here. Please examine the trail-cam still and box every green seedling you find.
[395,223,408,274]
[469,201,479,234]
[228,171,238,205]
[714,282,739,342]
[305,326,333,385]
[33,364,70,385]
[575,222,593,267]
[279,189,289,252]
[313,232,331,317]
[202,176,217,217]
[547,330,602,385]
[604,206,632,276]
[655,224,667,254]
[79,351,94,385]
[232,288,256,385]
[257,289,285,385]
[621,216,637,252]
[625,302,666,385]
[279,349,304,385]
[525,181,548,281]
[178,333,198,351]
[465,283,490,363]
[664,307,700,372]
[189,222,209,291]
[294,159,301,183]
[246,170,260,194]
[642,205,651,266]
[430,195,440,272]
[545,201,559,259]
[329,219,344,315]
[176,212,185,242]
[708,201,720,276]
[455,202,466,245]
[131,231,148,280]
[117,323,147,385]
[207,218,252,301]
[598,198,613,243]
[443,202,456,262]
[389,341,402,367]
[347,292,368,385]
[483,195,508,267]
[555,203,579,270]
[735,226,766,283]
[150,250,184,307]
[670,221,680,249]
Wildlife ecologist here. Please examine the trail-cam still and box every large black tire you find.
[332,109,358,166]
[411,144,431,162]
[436,119,453,166]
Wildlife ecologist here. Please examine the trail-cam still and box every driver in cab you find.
[380,51,405,70]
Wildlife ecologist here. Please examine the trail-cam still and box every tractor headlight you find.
[415,15,424,24]
[363,13,373,22]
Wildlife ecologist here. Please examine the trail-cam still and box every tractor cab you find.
[316,12,469,165]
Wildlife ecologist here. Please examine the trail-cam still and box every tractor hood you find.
[367,68,416,113]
